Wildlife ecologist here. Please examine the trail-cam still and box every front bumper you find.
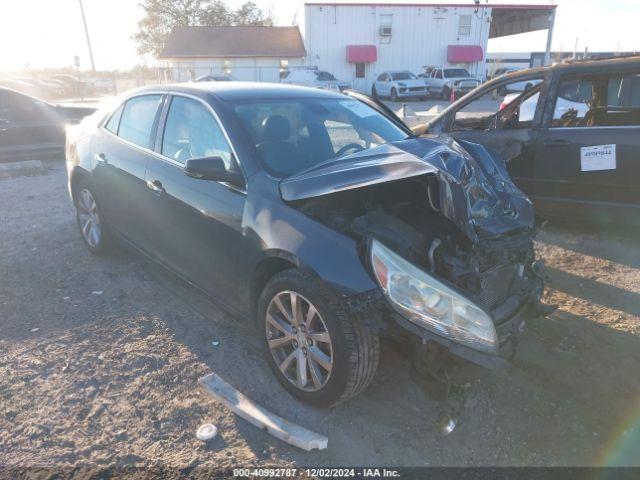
[397,87,429,97]
[391,295,541,370]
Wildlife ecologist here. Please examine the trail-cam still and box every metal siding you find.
[304,4,492,93]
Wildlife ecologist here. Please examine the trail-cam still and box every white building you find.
[303,2,557,93]
[158,26,307,83]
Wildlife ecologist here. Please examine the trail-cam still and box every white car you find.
[372,71,429,101]
[425,67,481,100]
[501,91,589,122]
[282,69,350,92]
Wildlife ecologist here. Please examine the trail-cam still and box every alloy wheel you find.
[77,188,102,248]
[265,290,333,392]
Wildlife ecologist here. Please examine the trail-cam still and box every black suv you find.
[419,56,640,226]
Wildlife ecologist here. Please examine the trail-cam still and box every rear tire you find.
[441,86,450,100]
[258,269,379,407]
[74,179,112,255]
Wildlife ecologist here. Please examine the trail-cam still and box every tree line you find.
[134,0,275,57]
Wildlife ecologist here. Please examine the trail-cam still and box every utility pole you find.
[78,0,96,71]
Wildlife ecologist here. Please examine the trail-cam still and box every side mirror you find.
[184,156,244,187]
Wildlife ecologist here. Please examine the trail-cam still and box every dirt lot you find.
[1,163,639,471]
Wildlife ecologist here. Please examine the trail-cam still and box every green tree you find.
[134,0,273,57]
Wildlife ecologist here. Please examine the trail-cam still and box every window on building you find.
[458,14,472,36]
[355,63,365,79]
[379,14,393,36]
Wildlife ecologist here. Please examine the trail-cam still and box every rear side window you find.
[117,95,162,148]
[104,104,123,134]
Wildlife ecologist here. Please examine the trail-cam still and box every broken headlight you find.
[371,239,497,354]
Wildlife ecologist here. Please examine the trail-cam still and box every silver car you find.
[372,71,429,102]
[282,69,350,92]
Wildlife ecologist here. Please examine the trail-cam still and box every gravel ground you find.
[1,163,638,472]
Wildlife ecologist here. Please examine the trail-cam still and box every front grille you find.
[478,264,517,309]
[409,87,426,92]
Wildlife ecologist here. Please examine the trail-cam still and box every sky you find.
[0,0,638,72]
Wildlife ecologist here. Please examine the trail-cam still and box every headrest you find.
[261,115,291,143]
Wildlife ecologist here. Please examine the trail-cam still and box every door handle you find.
[544,139,571,147]
[146,179,165,196]
[94,153,108,164]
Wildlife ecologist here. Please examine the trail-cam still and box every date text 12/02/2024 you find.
[232,468,401,477]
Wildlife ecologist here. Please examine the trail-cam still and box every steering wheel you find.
[335,143,365,158]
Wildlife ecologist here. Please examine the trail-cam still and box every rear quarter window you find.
[117,95,162,148]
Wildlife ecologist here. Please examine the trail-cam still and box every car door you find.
[0,89,63,161]
[143,94,246,304]
[532,69,640,224]
[377,73,389,96]
[91,94,165,247]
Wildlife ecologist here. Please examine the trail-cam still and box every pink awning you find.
[346,45,377,63]
[447,45,484,63]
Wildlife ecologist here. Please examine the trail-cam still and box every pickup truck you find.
[415,56,640,226]
[424,67,482,100]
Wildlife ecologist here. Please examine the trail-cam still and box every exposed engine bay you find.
[288,137,544,326]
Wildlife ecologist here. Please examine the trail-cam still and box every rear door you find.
[143,94,246,303]
[532,68,640,224]
[91,94,165,246]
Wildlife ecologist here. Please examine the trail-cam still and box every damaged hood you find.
[280,136,534,243]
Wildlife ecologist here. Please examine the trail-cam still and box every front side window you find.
[161,96,234,168]
[231,98,409,177]
[117,95,162,148]
[453,78,543,131]
[444,69,470,78]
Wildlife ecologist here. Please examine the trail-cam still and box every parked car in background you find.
[281,69,349,92]
[195,74,237,82]
[65,82,547,406]
[0,87,95,161]
[372,71,429,101]
[419,56,640,226]
[424,67,481,100]
[489,67,521,81]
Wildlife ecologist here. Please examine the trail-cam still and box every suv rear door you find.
[532,67,640,224]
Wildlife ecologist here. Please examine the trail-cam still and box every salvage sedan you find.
[65,83,547,406]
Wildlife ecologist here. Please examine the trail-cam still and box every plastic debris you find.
[30,328,39,333]
[211,341,220,346]
[62,296,70,300]
[196,423,218,441]
[439,416,457,435]
[91,291,103,295]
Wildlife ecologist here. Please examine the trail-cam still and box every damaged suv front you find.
[280,136,546,370]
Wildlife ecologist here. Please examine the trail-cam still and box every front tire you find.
[372,86,378,98]
[74,180,112,255]
[258,269,379,407]
[390,88,399,102]
[441,86,450,100]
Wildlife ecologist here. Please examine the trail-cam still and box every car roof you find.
[129,81,344,102]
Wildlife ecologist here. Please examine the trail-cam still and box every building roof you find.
[304,2,556,9]
[159,26,306,59]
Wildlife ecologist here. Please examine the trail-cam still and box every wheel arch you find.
[69,166,90,204]
[249,251,301,322]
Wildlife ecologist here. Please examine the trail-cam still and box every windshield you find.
[444,69,470,78]
[391,71,416,81]
[315,71,336,81]
[231,98,409,177]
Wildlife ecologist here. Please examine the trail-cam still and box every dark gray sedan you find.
[66,82,547,406]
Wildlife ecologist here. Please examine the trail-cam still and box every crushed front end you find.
[282,136,550,369]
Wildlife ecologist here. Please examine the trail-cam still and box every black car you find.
[0,87,95,162]
[420,56,640,226]
[66,83,546,406]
